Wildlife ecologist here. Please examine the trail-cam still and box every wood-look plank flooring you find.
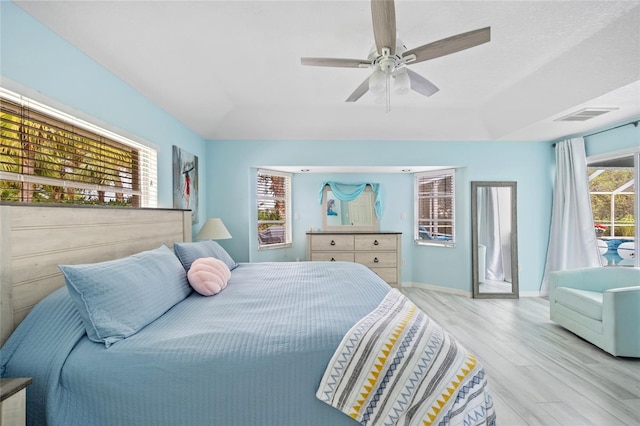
[401,287,640,426]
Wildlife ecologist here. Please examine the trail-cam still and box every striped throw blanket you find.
[317,289,496,426]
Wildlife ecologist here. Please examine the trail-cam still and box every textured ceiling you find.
[12,0,640,141]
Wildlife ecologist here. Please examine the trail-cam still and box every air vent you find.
[555,108,619,122]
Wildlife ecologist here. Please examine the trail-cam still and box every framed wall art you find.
[172,146,198,223]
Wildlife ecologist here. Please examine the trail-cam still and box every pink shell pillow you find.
[187,257,231,296]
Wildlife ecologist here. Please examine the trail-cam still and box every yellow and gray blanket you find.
[317,289,496,426]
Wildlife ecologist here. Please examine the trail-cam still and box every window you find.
[588,152,638,266]
[257,169,292,249]
[0,89,157,207]
[415,169,455,246]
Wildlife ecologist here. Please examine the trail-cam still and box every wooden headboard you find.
[0,204,192,346]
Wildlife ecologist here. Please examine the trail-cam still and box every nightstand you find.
[1,378,32,426]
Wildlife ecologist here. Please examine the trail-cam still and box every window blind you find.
[257,169,292,248]
[415,169,455,245]
[0,89,157,207]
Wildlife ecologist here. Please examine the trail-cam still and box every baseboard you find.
[520,291,542,298]
[401,282,542,298]
[400,282,472,298]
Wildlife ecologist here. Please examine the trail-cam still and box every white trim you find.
[400,282,472,297]
[587,146,640,164]
[0,171,141,195]
[519,291,543,298]
[257,242,293,250]
[586,148,639,268]
[257,169,292,249]
[256,166,455,174]
[414,168,456,246]
[258,168,292,179]
[401,281,541,298]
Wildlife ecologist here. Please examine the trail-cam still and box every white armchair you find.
[549,267,640,358]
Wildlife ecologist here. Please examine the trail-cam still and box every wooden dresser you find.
[306,232,401,287]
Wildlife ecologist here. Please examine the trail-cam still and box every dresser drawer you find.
[354,251,397,268]
[354,234,397,251]
[310,234,354,251]
[370,268,398,285]
[307,232,401,286]
[310,252,355,262]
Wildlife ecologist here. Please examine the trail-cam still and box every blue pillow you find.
[173,240,238,272]
[59,245,192,348]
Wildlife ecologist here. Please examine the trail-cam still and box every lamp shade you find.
[196,218,232,240]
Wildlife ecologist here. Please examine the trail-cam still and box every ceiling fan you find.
[301,0,490,109]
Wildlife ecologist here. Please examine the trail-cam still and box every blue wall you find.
[1,1,208,237]
[205,140,554,294]
[583,120,640,157]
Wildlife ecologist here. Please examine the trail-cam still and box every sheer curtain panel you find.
[541,137,601,295]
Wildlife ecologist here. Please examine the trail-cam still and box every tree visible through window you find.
[257,169,291,248]
[589,168,635,237]
[588,153,637,267]
[0,90,156,207]
[415,169,455,246]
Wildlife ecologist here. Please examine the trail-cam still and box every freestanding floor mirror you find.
[471,181,519,298]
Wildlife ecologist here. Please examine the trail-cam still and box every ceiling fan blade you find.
[346,77,370,102]
[301,57,369,68]
[371,0,396,56]
[403,27,490,64]
[406,69,439,97]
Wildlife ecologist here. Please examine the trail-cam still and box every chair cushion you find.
[554,287,603,321]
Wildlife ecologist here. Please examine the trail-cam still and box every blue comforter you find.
[1,262,390,426]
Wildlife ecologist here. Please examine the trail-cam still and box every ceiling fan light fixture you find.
[300,0,491,109]
[393,68,410,95]
[369,68,386,95]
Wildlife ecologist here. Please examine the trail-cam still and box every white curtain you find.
[479,187,505,281]
[541,137,601,295]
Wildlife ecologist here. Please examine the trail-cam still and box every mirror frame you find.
[471,181,519,299]
[321,184,379,232]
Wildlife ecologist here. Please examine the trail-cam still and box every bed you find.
[0,205,495,426]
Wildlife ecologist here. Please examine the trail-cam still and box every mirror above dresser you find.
[320,182,380,232]
[312,181,400,286]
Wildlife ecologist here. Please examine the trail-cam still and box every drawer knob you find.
[374,257,379,263]
[373,240,379,245]
[330,240,336,246]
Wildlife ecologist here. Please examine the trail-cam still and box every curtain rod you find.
[552,120,639,147]
[584,120,639,138]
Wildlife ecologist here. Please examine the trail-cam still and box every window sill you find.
[414,240,456,248]
[258,243,293,250]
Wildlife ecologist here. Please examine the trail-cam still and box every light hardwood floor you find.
[401,287,640,426]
